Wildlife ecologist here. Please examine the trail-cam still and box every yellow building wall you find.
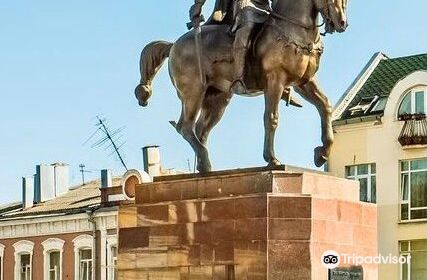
[329,71,427,280]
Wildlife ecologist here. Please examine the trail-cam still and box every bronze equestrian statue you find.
[135,0,349,173]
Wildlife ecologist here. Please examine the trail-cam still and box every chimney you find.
[142,146,161,177]
[101,169,113,188]
[52,163,69,196]
[34,163,70,203]
[22,177,34,209]
[34,164,55,203]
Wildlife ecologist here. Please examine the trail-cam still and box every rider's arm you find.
[190,0,206,21]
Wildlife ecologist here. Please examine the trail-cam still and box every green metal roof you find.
[340,53,427,120]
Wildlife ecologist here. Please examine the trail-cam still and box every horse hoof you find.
[197,161,212,174]
[314,146,328,167]
[267,158,282,168]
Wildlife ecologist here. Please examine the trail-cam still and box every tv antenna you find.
[84,116,128,171]
[79,164,91,185]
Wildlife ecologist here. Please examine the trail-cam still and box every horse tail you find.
[135,40,173,107]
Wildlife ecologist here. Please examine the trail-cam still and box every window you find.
[107,246,117,280]
[398,87,426,117]
[346,163,376,203]
[400,158,427,220]
[48,252,60,280]
[42,238,64,280]
[400,240,427,280]
[20,254,31,280]
[13,240,34,280]
[72,235,93,280]
[0,243,4,280]
[79,249,92,280]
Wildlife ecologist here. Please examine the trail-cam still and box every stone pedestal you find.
[118,166,378,280]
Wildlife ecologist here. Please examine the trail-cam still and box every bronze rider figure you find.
[189,0,270,94]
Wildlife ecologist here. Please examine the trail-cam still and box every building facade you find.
[329,53,427,280]
[0,146,179,280]
[0,175,121,280]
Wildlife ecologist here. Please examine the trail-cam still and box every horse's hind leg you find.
[175,89,212,173]
[195,88,232,146]
[294,77,333,167]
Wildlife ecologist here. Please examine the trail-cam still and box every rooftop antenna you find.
[79,164,91,185]
[84,116,128,171]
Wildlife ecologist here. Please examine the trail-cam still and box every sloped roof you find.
[335,53,427,121]
[0,178,121,220]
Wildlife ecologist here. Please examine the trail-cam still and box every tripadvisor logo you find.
[321,250,411,268]
[321,250,340,269]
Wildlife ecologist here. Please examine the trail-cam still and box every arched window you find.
[13,240,34,280]
[72,235,93,280]
[398,87,426,118]
[41,238,64,280]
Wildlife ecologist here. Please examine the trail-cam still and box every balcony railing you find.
[398,114,427,147]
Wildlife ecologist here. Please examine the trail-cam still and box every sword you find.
[187,16,206,87]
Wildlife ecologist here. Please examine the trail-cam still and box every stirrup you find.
[229,79,248,94]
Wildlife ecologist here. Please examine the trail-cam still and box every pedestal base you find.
[118,166,377,280]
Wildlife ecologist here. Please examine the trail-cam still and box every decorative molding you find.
[42,238,64,280]
[0,212,117,239]
[41,238,65,252]
[333,52,387,120]
[13,240,34,280]
[13,240,34,253]
[73,234,94,280]
[72,234,93,250]
[0,243,4,280]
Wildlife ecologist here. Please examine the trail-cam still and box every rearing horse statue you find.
[135,0,349,173]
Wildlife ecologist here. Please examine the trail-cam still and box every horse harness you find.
[266,14,324,56]
[263,0,336,55]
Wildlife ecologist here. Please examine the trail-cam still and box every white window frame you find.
[400,158,427,221]
[346,163,376,203]
[400,240,427,280]
[397,86,427,118]
[72,235,94,280]
[106,236,117,280]
[0,243,5,280]
[13,240,34,280]
[41,238,64,280]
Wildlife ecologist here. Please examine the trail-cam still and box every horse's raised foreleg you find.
[295,77,334,167]
[195,88,232,146]
[263,72,286,167]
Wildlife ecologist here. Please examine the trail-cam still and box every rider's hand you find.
[189,3,203,22]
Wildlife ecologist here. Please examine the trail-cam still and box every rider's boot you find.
[230,46,249,94]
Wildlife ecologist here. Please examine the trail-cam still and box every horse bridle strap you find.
[270,11,317,30]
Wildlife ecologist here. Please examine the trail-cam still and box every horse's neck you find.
[272,0,319,40]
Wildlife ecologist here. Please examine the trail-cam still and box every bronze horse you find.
[135,0,348,172]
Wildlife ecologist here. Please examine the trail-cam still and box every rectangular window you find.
[400,158,427,221]
[415,91,425,114]
[107,246,117,280]
[346,163,376,203]
[79,249,92,280]
[49,251,60,280]
[20,254,31,280]
[400,240,427,280]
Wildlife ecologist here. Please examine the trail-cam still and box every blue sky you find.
[0,0,426,204]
